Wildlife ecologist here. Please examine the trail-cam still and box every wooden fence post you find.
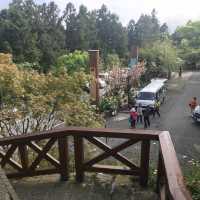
[74,136,84,182]
[18,144,28,170]
[156,151,163,193]
[88,50,99,105]
[58,136,69,181]
[140,140,150,187]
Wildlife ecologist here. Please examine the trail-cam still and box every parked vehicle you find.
[192,105,200,122]
[135,78,167,110]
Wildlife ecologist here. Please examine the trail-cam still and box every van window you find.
[137,92,155,100]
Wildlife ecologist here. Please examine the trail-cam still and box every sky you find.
[1,0,200,32]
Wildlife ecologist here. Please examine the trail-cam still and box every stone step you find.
[11,174,158,200]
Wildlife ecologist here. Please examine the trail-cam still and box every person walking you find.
[129,107,138,128]
[153,100,161,118]
[142,105,151,129]
[189,97,198,113]
[137,103,143,123]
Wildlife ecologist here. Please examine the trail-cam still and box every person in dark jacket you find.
[142,105,151,128]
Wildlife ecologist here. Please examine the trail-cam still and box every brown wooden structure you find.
[0,127,192,200]
[89,50,100,104]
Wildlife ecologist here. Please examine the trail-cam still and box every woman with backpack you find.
[129,107,138,128]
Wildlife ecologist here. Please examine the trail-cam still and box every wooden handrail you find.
[158,131,192,200]
[0,127,192,200]
[0,127,160,145]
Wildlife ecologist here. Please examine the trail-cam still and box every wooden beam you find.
[58,136,69,181]
[85,137,139,170]
[0,152,22,171]
[156,151,164,193]
[0,127,160,146]
[28,141,60,168]
[85,164,139,175]
[29,137,57,171]
[1,144,17,167]
[18,144,29,170]
[74,136,84,182]
[159,132,192,200]
[7,168,59,179]
[139,140,150,187]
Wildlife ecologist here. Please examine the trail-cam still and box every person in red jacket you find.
[129,107,138,128]
[189,97,198,113]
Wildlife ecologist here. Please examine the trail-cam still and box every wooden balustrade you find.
[157,132,192,200]
[0,127,192,200]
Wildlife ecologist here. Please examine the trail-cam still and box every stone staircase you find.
[11,174,158,200]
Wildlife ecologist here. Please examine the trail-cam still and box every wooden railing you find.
[0,127,192,200]
[157,132,192,200]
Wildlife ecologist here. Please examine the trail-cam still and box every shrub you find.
[184,160,200,200]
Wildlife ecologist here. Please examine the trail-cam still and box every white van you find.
[135,79,167,108]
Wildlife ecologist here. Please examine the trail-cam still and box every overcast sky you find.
[1,0,200,32]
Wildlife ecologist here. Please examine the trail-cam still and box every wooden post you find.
[74,136,84,182]
[18,144,28,170]
[88,50,99,105]
[140,140,150,187]
[156,151,163,193]
[58,136,69,181]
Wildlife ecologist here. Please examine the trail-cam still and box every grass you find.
[184,160,200,200]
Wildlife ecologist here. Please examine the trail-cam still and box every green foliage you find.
[0,0,65,72]
[127,9,163,49]
[64,3,128,59]
[173,20,200,69]
[0,1,176,74]
[104,53,121,70]
[56,51,89,74]
[184,160,200,200]
[140,40,179,80]
[0,53,103,136]
[95,5,128,58]
[99,96,118,112]
[17,62,41,71]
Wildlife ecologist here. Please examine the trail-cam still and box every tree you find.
[64,2,79,51]
[34,1,65,72]
[104,53,121,70]
[127,20,137,50]
[55,51,89,74]
[0,0,40,63]
[0,0,65,71]
[96,5,127,58]
[140,40,179,80]
[0,53,103,137]
[129,9,161,47]
[173,20,200,69]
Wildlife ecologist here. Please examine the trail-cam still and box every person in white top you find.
[137,103,143,123]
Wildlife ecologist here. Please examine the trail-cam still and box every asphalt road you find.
[107,72,200,162]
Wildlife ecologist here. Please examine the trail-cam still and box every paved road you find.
[107,72,200,162]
